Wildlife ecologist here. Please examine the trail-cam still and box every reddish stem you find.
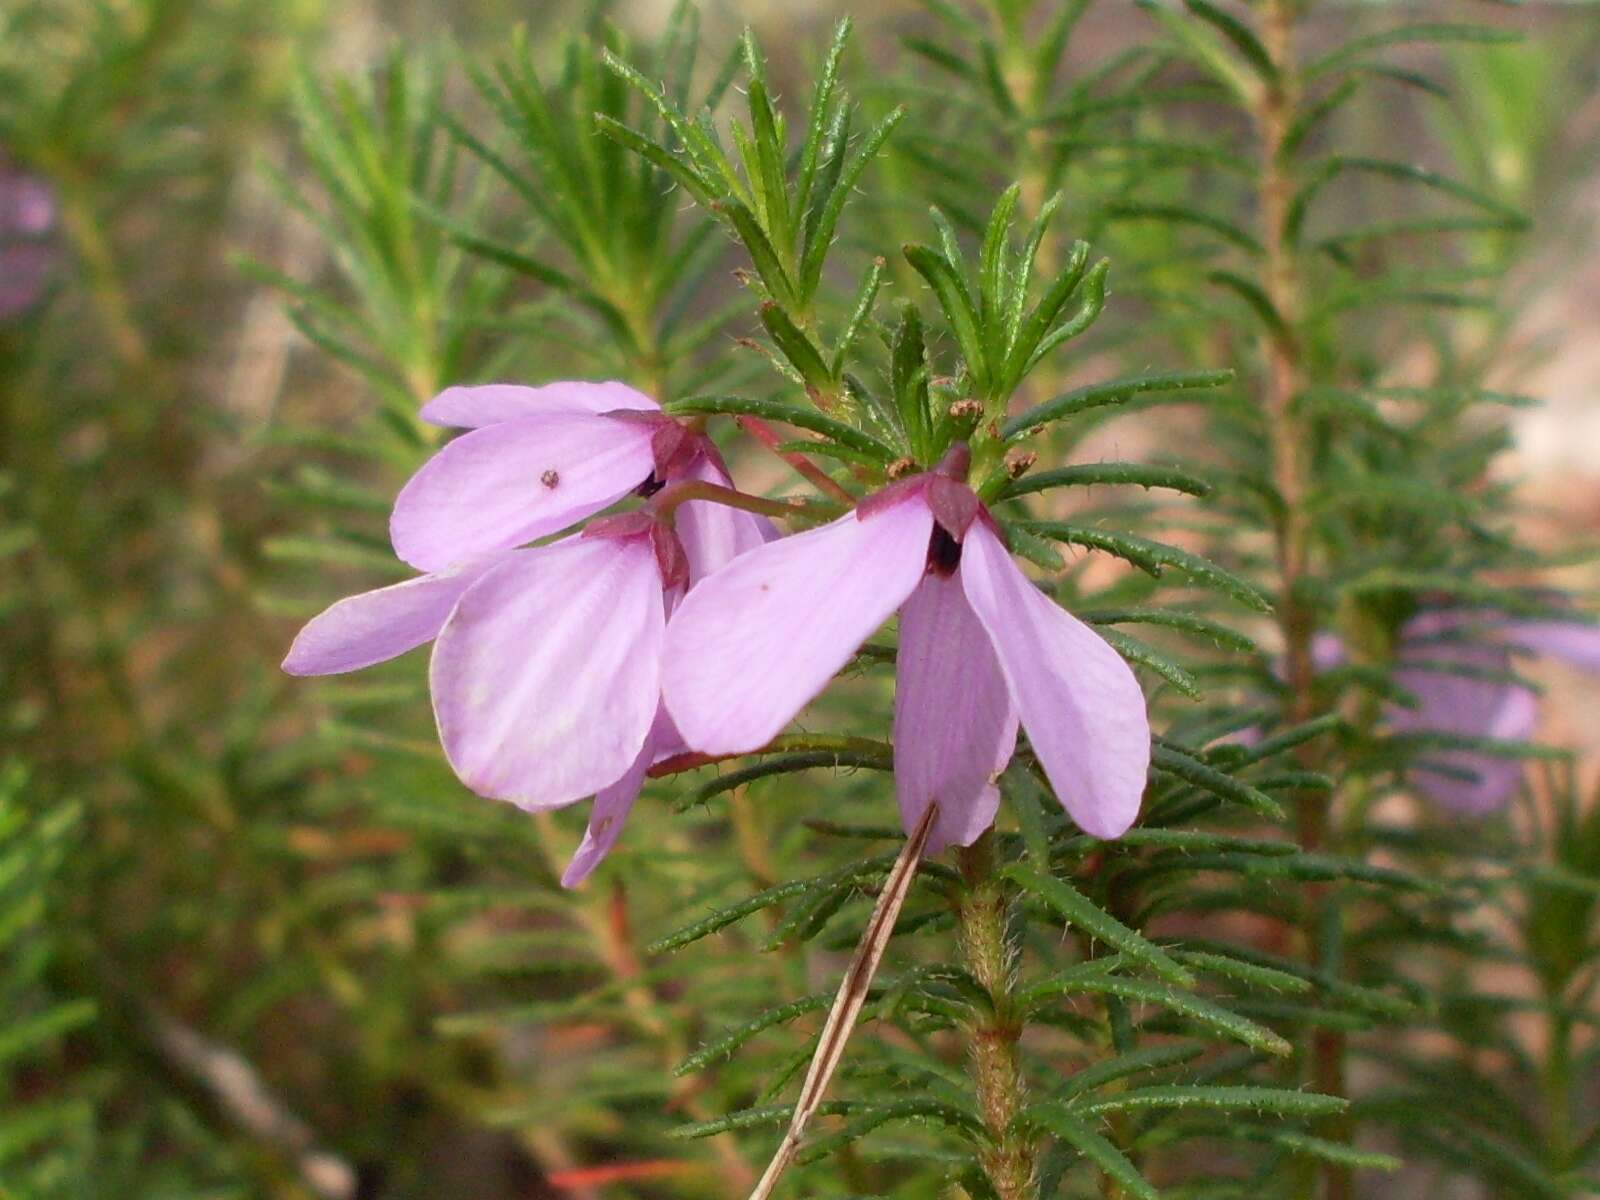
[647,479,811,523]
[736,415,857,504]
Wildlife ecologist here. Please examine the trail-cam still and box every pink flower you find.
[1389,609,1600,813]
[0,154,58,320]
[391,381,761,577]
[661,449,1151,852]
[283,381,769,884]
[1288,610,1600,813]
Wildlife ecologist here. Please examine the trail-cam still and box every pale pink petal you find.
[431,538,663,808]
[560,707,677,888]
[0,243,54,319]
[1311,632,1346,671]
[1390,613,1537,815]
[14,178,55,234]
[391,412,655,572]
[282,560,494,675]
[1411,686,1538,814]
[420,380,658,428]
[663,500,934,755]
[894,573,1019,853]
[1392,635,1512,738]
[675,455,777,584]
[1413,755,1524,814]
[1500,619,1600,673]
[960,523,1150,839]
[1,170,55,235]
[647,708,688,764]
[1217,725,1263,750]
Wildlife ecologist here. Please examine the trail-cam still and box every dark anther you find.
[635,473,666,498]
[927,525,962,576]
[540,469,560,489]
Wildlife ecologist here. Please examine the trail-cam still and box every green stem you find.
[54,177,150,374]
[1543,999,1573,1170]
[954,833,1036,1200]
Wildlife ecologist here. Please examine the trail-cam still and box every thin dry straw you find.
[746,804,939,1200]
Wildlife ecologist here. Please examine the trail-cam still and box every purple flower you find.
[661,449,1151,852]
[1389,609,1600,813]
[390,381,758,577]
[0,155,58,320]
[283,381,770,884]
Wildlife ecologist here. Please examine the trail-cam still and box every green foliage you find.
[257,54,505,415]
[900,188,1100,415]
[0,766,94,1195]
[450,5,745,397]
[602,15,902,409]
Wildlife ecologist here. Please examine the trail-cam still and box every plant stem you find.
[54,174,151,375]
[954,833,1036,1200]
[1255,0,1313,735]
[735,415,857,503]
[1543,999,1573,1170]
[648,478,812,522]
[1251,4,1351,1196]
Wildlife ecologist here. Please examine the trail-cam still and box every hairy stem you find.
[1256,0,1313,730]
[1252,3,1351,1196]
[954,833,1036,1200]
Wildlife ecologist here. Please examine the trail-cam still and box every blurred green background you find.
[2,1,1599,1197]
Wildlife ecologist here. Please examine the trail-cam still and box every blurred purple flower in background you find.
[284,381,770,884]
[0,154,58,320]
[662,447,1151,852]
[1390,610,1600,813]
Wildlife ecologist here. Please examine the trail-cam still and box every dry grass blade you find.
[746,804,939,1200]
[144,1002,357,1199]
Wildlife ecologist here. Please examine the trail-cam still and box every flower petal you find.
[1501,619,1600,673]
[675,456,777,584]
[960,523,1150,839]
[560,706,679,887]
[1392,637,1511,737]
[431,538,664,808]
[282,561,493,675]
[420,380,658,428]
[648,710,688,763]
[391,412,656,572]
[1311,632,1346,671]
[663,500,934,754]
[1413,755,1525,814]
[1411,685,1537,814]
[894,573,1019,853]
[0,243,55,319]
[1388,614,1541,814]
[1,171,55,236]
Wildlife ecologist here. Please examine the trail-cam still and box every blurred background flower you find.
[0,152,57,318]
[1389,609,1600,814]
